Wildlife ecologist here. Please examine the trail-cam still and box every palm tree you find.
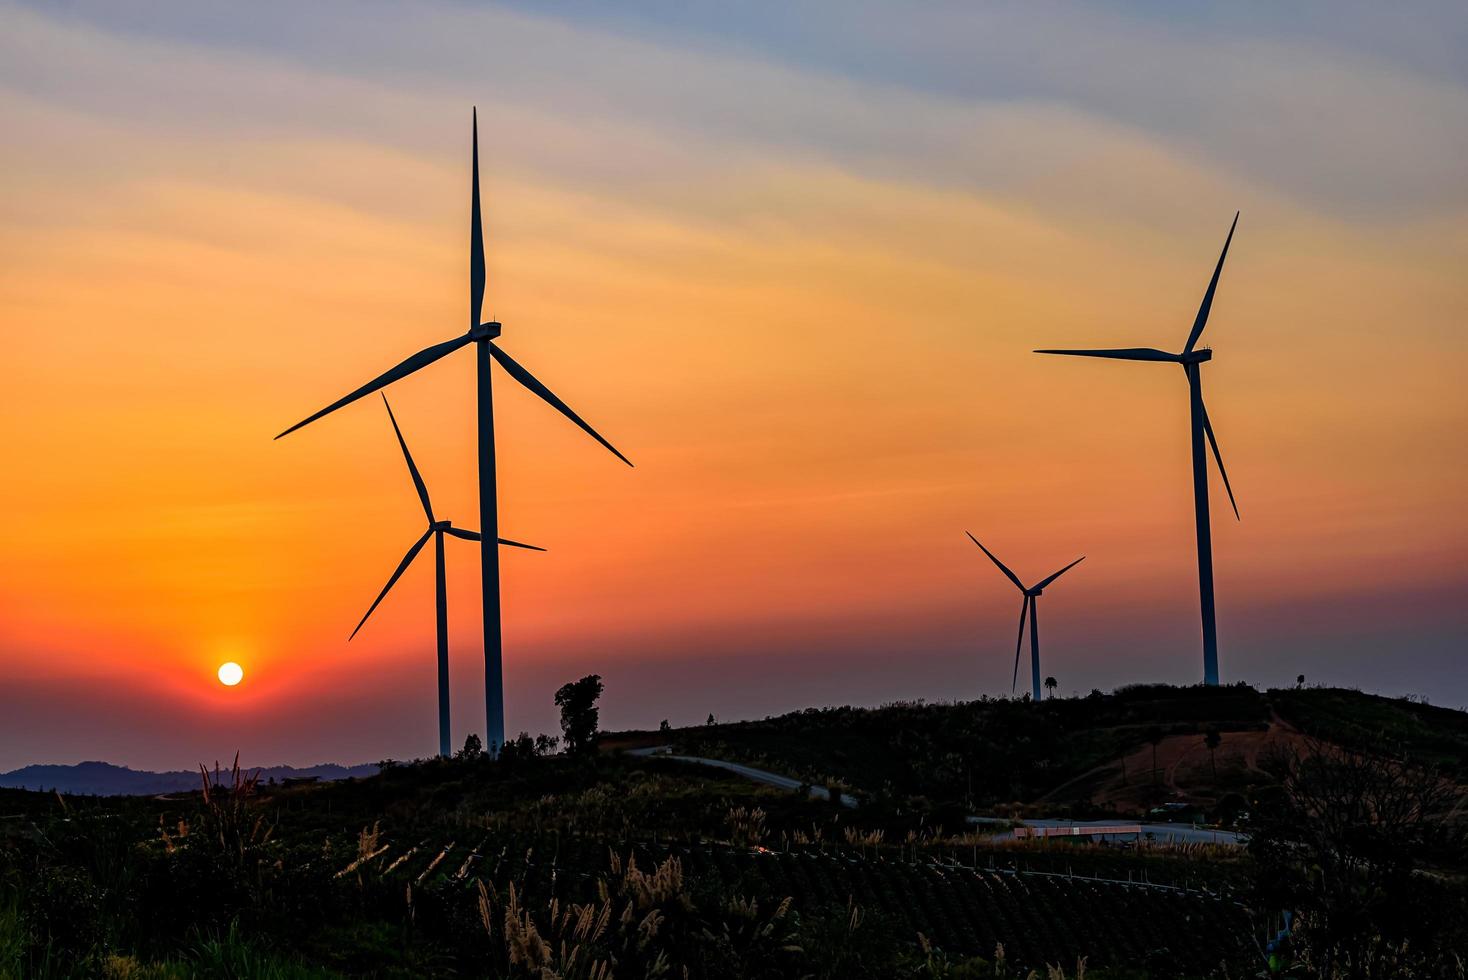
[1044,676,1058,699]
[1204,728,1222,780]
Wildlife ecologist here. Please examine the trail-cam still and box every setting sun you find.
[1,3,1466,975]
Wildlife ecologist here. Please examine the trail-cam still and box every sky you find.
[1,1,1465,771]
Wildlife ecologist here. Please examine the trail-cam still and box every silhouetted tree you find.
[1204,728,1222,780]
[706,713,716,726]
[1044,676,1058,698]
[499,731,539,767]
[555,674,605,758]
[659,719,672,734]
[1215,791,1247,827]
[1145,725,1164,787]
[457,733,483,761]
[1297,673,1306,689]
[1250,739,1468,976]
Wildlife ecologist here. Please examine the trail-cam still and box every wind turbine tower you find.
[965,532,1084,701]
[278,111,632,752]
[350,396,543,758]
[1035,214,1240,685]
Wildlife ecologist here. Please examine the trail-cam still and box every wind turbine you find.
[352,396,544,759]
[277,109,632,753]
[965,532,1084,701]
[1034,213,1240,686]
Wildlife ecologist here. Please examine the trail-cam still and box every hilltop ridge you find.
[607,684,1468,816]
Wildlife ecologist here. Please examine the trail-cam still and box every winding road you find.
[972,815,1245,845]
[628,747,860,808]
[630,747,1245,843]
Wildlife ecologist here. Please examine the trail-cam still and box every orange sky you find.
[2,2,1466,769]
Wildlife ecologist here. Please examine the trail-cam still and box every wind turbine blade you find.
[1183,212,1239,355]
[443,526,546,551]
[470,107,486,328]
[349,529,432,640]
[488,343,633,466]
[382,395,433,522]
[1201,401,1240,521]
[443,528,549,551]
[1012,596,1030,692]
[1035,555,1085,591]
[965,531,1025,592]
[496,537,546,551]
[276,334,472,439]
[1033,348,1181,362]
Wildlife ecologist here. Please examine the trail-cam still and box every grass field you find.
[3,684,1464,978]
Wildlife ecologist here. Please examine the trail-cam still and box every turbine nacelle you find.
[1031,212,1241,686]
[282,110,631,752]
[964,532,1084,699]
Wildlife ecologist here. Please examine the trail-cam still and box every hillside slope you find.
[610,684,1467,815]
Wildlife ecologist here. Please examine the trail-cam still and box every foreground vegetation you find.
[2,683,1463,978]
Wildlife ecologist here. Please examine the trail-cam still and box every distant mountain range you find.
[0,760,379,796]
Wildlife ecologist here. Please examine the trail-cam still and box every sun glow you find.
[217,662,244,687]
